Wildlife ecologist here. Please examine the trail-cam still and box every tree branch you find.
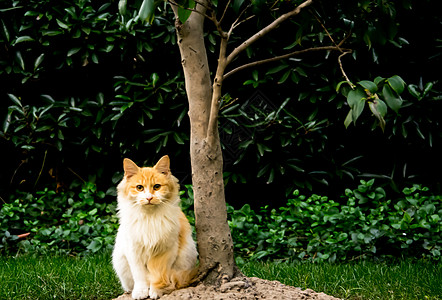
[207,36,229,148]
[226,4,254,39]
[224,45,350,79]
[211,9,228,38]
[225,0,314,67]
[219,0,232,25]
[312,11,338,46]
[338,50,355,88]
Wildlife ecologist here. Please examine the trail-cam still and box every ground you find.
[113,276,341,300]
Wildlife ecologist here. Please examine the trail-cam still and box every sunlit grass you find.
[0,253,440,299]
[0,252,122,300]
[240,259,441,299]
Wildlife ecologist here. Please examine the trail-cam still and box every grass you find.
[0,252,122,300]
[240,260,441,299]
[0,253,440,299]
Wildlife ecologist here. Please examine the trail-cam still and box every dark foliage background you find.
[1,0,441,209]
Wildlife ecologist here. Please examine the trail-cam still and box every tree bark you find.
[172,3,237,286]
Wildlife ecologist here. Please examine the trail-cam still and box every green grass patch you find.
[0,252,122,300]
[0,253,440,299]
[241,260,441,299]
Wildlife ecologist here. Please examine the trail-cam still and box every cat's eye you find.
[136,185,144,191]
[153,184,161,191]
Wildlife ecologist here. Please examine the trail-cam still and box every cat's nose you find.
[146,193,153,201]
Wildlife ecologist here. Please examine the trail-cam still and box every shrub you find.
[0,182,118,255]
[229,180,441,263]
[1,180,440,261]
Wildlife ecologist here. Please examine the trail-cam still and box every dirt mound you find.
[113,276,341,300]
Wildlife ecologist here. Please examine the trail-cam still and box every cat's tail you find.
[170,266,199,290]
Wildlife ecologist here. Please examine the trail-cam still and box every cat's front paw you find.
[131,287,149,300]
[148,287,163,300]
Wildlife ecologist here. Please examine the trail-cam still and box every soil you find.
[112,276,341,300]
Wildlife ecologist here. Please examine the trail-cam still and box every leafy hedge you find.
[0,182,118,255]
[229,180,441,263]
[1,180,440,262]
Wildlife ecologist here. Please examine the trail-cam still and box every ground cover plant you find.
[1,179,440,263]
[228,180,442,262]
[0,252,440,300]
[0,182,119,255]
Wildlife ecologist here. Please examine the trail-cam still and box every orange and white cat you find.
[112,155,198,299]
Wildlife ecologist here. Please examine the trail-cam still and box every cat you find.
[112,155,198,299]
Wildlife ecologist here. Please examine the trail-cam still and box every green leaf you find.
[375,99,387,117]
[347,89,366,124]
[64,7,77,18]
[352,98,365,124]
[266,64,288,75]
[15,51,25,70]
[403,211,412,223]
[374,76,385,85]
[257,143,271,156]
[257,164,270,177]
[138,0,159,23]
[387,75,405,94]
[118,0,127,15]
[382,84,402,113]
[233,0,245,14]
[41,30,63,36]
[369,100,387,132]
[35,125,53,132]
[145,134,162,143]
[67,47,81,57]
[14,35,34,45]
[278,70,291,84]
[252,70,259,81]
[407,84,421,100]
[423,82,433,97]
[3,112,11,133]
[40,94,55,103]
[151,73,159,86]
[34,53,45,70]
[336,80,351,92]
[347,88,365,109]
[178,7,191,23]
[1,19,10,42]
[56,19,69,29]
[173,132,185,144]
[7,94,22,107]
[87,239,103,253]
[358,80,377,93]
[295,67,307,77]
[267,168,275,184]
[178,0,195,24]
[344,110,352,128]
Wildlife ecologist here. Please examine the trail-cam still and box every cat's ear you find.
[154,155,170,176]
[123,158,139,179]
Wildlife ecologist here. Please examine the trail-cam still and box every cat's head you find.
[118,155,180,207]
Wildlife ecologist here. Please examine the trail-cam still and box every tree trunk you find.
[172,5,237,286]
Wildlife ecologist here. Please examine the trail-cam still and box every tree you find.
[132,0,351,289]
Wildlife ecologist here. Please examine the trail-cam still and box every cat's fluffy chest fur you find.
[117,197,180,253]
[112,156,198,300]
